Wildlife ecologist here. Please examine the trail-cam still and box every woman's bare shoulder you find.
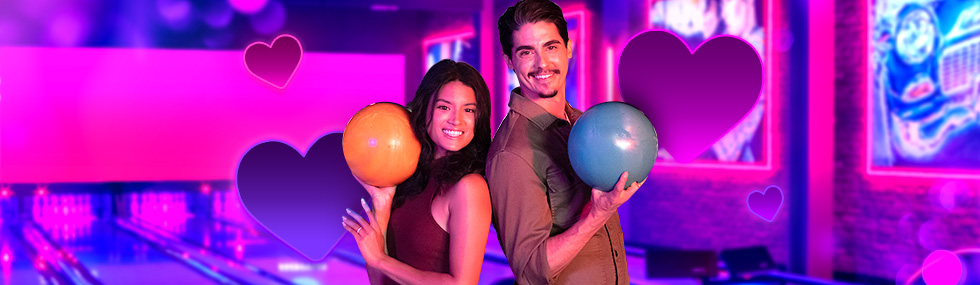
[447,173,489,203]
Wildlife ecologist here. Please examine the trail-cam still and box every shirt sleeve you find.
[486,151,554,284]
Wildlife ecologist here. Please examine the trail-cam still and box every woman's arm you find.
[352,176,396,285]
[366,195,392,285]
[444,173,492,285]
[344,174,492,285]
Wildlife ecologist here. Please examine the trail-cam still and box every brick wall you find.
[834,0,980,280]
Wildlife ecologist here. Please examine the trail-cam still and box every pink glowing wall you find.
[0,47,405,183]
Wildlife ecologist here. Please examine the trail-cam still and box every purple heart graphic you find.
[618,30,763,163]
[243,34,303,89]
[747,185,783,222]
[236,133,366,261]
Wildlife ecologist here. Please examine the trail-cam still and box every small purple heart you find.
[618,30,763,163]
[235,133,366,261]
[243,34,303,89]
[747,185,783,222]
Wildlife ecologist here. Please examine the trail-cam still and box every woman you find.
[342,59,493,285]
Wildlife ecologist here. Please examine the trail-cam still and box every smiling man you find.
[486,0,642,284]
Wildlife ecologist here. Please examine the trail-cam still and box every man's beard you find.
[527,69,561,99]
[539,90,559,98]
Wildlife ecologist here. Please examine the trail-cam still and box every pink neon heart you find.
[243,34,302,89]
[618,30,763,163]
[746,185,783,222]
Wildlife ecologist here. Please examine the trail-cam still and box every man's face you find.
[505,21,572,100]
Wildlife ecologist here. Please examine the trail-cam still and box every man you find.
[487,0,643,284]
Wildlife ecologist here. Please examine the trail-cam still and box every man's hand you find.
[546,171,646,280]
[588,171,645,220]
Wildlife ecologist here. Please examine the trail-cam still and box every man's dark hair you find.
[497,0,569,59]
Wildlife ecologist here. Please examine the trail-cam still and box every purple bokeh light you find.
[918,218,948,251]
[47,10,88,47]
[249,0,285,35]
[202,0,235,29]
[229,0,268,14]
[156,0,193,30]
[895,264,918,285]
[929,180,972,212]
[897,213,921,245]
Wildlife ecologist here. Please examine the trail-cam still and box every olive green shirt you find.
[487,89,628,284]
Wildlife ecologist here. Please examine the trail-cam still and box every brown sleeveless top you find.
[382,178,451,284]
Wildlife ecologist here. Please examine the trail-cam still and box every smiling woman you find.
[427,80,478,159]
[342,59,493,285]
[398,59,493,205]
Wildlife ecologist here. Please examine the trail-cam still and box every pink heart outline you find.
[746,185,783,222]
[243,34,303,89]
[618,29,764,163]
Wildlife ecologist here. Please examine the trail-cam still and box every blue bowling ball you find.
[569,102,658,192]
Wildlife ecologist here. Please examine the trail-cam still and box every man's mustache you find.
[528,69,561,77]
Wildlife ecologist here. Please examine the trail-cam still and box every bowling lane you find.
[28,193,220,284]
[0,226,47,285]
[132,210,371,284]
[41,219,222,284]
[116,189,519,284]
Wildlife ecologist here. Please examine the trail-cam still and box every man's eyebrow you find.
[514,40,562,54]
[542,40,562,47]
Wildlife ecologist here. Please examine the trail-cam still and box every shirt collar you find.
[508,88,582,130]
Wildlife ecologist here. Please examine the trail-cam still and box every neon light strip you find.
[864,0,980,179]
[421,29,476,50]
[766,0,774,172]
[565,10,588,109]
[655,160,771,170]
[607,46,614,102]
[644,0,775,171]
[421,29,476,72]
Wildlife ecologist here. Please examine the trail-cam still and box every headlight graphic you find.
[896,7,938,65]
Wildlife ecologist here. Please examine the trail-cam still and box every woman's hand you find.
[355,177,396,210]
[342,198,388,268]
[354,176,395,245]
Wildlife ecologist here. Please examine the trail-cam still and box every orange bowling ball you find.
[343,102,421,187]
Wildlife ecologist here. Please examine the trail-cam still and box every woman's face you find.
[427,80,478,159]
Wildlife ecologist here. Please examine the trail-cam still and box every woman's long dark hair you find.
[393,59,492,207]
